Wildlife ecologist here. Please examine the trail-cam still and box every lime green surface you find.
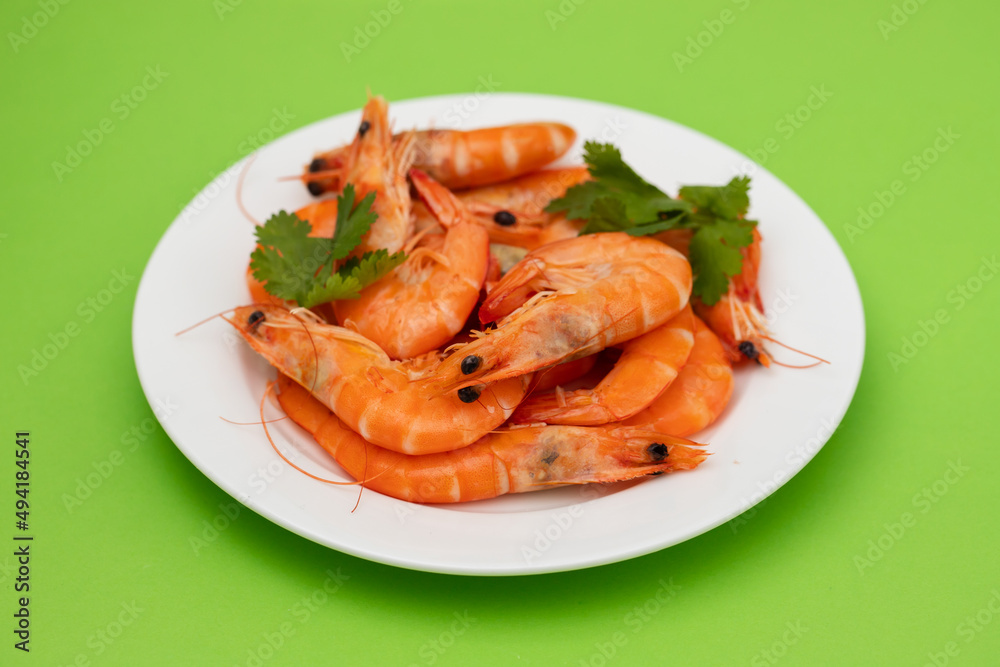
[3,1,999,665]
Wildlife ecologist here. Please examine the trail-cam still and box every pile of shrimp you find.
[228,95,773,505]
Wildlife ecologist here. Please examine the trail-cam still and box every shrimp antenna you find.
[174,306,237,336]
[281,168,340,183]
[760,335,830,367]
[220,415,288,426]
[771,359,826,369]
[236,152,262,226]
[258,381,361,487]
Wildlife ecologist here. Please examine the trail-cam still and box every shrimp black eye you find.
[461,355,482,374]
[308,157,325,173]
[358,120,371,137]
[457,386,481,403]
[738,341,760,363]
[307,181,324,196]
[247,310,265,331]
[493,210,517,226]
[648,443,669,461]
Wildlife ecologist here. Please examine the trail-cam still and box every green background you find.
[3,0,998,665]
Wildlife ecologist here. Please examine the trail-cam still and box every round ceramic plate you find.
[132,93,865,575]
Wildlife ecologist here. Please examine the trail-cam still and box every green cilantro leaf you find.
[679,176,750,220]
[329,184,378,260]
[302,250,407,306]
[250,211,332,304]
[547,142,689,225]
[545,142,758,305]
[249,185,403,308]
[584,142,662,195]
[688,225,747,306]
[580,197,631,234]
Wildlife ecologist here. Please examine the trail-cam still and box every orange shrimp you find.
[456,167,590,218]
[691,228,772,366]
[303,123,576,194]
[275,374,707,503]
[624,316,734,438]
[421,232,692,397]
[531,354,598,393]
[332,169,490,360]
[226,305,529,454]
[532,214,585,247]
[455,167,589,249]
[411,167,591,250]
[336,95,415,255]
[510,305,696,426]
[653,227,770,365]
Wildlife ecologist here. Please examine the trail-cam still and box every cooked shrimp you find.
[412,199,544,249]
[336,95,415,255]
[226,305,529,454]
[653,226,770,365]
[304,123,577,194]
[456,167,590,218]
[422,232,692,396]
[275,373,707,503]
[624,316,733,437]
[332,169,490,360]
[511,305,696,426]
[533,214,585,247]
[410,167,590,249]
[691,228,772,365]
[531,354,598,393]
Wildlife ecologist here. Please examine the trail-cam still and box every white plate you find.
[133,93,864,575]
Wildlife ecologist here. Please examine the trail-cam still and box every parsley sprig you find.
[546,142,757,305]
[250,184,406,308]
